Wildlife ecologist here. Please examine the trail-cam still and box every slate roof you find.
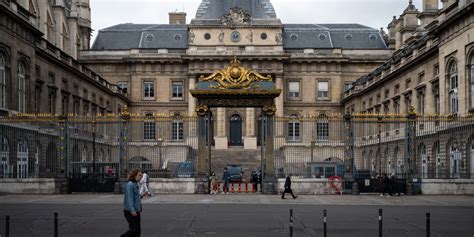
[91,24,188,50]
[195,0,277,19]
[283,24,387,49]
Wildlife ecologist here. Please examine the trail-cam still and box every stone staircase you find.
[210,147,262,181]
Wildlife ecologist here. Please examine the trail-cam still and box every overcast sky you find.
[90,0,441,42]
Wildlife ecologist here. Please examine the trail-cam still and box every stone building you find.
[81,0,392,150]
[0,0,129,180]
[342,0,474,179]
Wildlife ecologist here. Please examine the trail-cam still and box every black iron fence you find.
[0,113,473,190]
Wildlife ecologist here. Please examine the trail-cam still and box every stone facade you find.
[0,0,129,180]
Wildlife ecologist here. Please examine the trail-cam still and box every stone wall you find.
[0,178,68,194]
[148,178,196,194]
[421,179,474,195]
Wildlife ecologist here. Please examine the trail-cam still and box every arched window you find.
[395,146,404,176]
[18,61,26,113]
[288,115,300,142]
[17,140,28,178]
[172,115,184,141]
[0,136,9,178]
[470,54,474,108]
[433,141,441,178]
[449,62,458,114]
[419,144,427,178]
[449,143,461,178]
[0,54,6,109]
[81,147,87,162]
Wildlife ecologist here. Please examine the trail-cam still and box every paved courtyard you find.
[0,194,473,237]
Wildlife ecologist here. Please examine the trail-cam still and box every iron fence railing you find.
[0,113,473,181]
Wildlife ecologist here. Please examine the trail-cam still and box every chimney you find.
[418,0,438,29]
[169,12,187,25]
[387,16,397,50]
[399,0,420,48]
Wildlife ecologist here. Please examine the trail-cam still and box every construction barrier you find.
[216,182,256,193]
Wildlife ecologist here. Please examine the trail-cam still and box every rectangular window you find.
[288,121,300,141]
[384,89,390,99]
[395,84,400,94]
[143,81,155,99]
[61,95,68,116]
[288,82,300,98]
[317,123,329,142]
[418,91,425,114]
[73,99,80,116]
[172,120,184,140]
[405,96,412,113]
[117,82,128,95]
[434,64,439,78]
[48,92,56,114]
[418,72,425,84]
[172,81,183,99]
[433,84,440,114]
[450,73,458,114]
[318,81,329,98]
[405,78,411,89]
[143,114,156,140]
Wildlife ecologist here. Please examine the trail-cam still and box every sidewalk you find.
[0,193,473,206]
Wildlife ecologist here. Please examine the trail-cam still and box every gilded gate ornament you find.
[262,104,277,116]
[199,58,272,90]
[195,104,209,116]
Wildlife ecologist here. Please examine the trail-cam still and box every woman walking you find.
[121,169,148,237]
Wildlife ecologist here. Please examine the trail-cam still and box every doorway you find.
[229,114,242,146]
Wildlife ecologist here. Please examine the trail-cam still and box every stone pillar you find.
[262,104,277,194]
[244,108,257,149]
[187,76,197,148]
[274,76,285,148]
[195,104,209,194]
[215,107,228,149]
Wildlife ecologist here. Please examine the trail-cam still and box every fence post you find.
[323,209,327,237]
[5,215,10,237]
[54,212,58,237]
[426,213,430,237]
[378,209,383,237]
[406,107,417,195]
[289,209,293,237]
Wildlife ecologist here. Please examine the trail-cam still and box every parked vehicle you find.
[226,164,242,182]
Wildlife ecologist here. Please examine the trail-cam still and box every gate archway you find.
[191,59,281,194]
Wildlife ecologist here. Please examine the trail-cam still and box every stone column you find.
[215,107,228,149]
[244,108,257,149]
[262,104,277,194]
[195,104,209,194]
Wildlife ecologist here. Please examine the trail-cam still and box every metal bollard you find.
[426,213,430,237]
[323,209,327,237]
[378,209,383,237]
[54,212,58,237]
[289,209,293,237]
[5,215,10,237]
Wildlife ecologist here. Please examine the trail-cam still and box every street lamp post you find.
[92,118,97,192]
[378,116,382,176]
[157,138,163,170]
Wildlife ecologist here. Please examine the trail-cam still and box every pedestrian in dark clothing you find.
[390,173,401,196]
[251,170,259,192]
[222,168,230,194]
[121,169,148,237]
[381,174,392,196]
[282,174,297,199]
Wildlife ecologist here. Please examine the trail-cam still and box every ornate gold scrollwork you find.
[120,105,131,120]
[262,104,277,116]
[199,58,272,90]
[195,104,209,116]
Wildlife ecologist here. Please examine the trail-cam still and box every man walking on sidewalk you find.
[282,174,297,199]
